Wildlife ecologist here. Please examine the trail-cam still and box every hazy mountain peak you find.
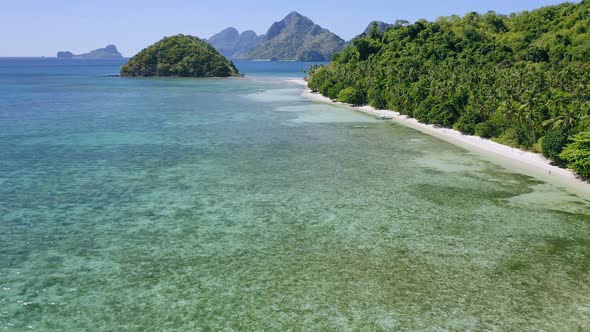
[285,11,306,21]
[283,11,313,27]
[209,28,240,43]
[241,30,258,38]
[207,12,345,62]
[207,28,263,59]
[221,27,239,33]
[363,21,392,35]
[248,12,345,61]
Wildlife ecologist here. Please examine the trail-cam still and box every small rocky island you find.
[57,45,123,59]
[120,35,240,77]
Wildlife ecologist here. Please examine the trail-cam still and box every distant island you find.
[120,34,240,77]
[207,12,345,61]
[57,45,123,59]
[249,12,345,61]
[205,28,263,60]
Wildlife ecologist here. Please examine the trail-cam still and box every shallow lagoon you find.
[1,59,589,330]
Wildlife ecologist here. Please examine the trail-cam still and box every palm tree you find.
[542,104,584,131]
[579,105,590,128]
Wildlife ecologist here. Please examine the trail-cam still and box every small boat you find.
[378,114,394,120]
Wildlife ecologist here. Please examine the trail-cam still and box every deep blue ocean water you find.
[1,58,590,330]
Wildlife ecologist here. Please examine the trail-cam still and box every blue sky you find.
[0,0,579,57]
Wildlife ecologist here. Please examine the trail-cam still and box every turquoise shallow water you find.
[1,59,590,331]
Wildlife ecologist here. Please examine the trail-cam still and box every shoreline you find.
[288,79,590,200]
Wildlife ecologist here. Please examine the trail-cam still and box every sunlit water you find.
[1,58,590,331]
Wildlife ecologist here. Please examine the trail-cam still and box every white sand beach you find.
[288,79,590,199]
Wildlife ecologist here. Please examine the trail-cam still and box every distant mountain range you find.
[205,28,263,60]
[249,12,346,61]
[57,15,392,62]
[207,12,346,61]
[57,45,123,59]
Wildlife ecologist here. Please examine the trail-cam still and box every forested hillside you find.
[121,35,239,77]
[308,1,590,177]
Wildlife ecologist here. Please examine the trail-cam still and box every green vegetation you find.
[121,35,240,77]
[308,1,590,178]
[542,128,570,162]
[560,131,590,178]
[338,87,364,106]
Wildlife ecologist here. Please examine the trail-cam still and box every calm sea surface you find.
[1,58,590,330]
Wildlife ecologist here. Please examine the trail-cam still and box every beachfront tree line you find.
[308,1,590,178]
